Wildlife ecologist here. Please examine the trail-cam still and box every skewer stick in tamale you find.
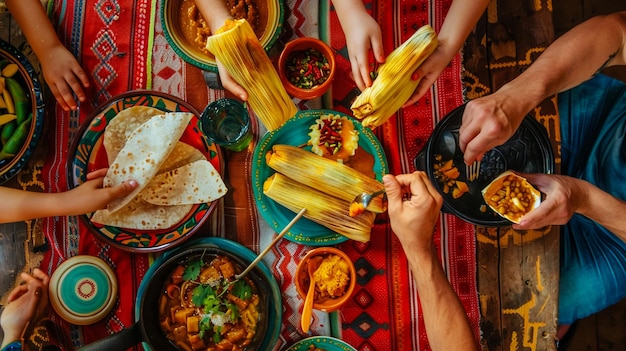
[263,173,375,243]
[265,144,386,213]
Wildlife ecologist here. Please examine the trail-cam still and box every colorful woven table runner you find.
[37,0,227,349]
[320,0,480,349]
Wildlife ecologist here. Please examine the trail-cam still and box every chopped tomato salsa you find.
[285,48,331,89]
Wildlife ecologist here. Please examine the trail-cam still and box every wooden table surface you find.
[463,1,560,350]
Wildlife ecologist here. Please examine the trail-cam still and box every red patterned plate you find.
[67,91,222,252]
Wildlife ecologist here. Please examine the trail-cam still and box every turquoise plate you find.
[252,110,388,246]
[67,91,223,252]
[286,336,357,351]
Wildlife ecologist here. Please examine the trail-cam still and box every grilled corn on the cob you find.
[350,25,438,128]
[265,144,386,213]
[206,19,297,131]
[263,173,375,242]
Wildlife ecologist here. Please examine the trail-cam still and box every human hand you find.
[216,58,248,101]
[512,173,586,230]
[458,93,526,164]
[340,10,385,91]
[0,268,50,348]
[64,168,138,214]
[40,45,90,111]
[403,44,455,107]
[383,172,442,253]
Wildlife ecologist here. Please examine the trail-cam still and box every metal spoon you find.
[234,208,306,280]
[301,255,323,333]
[351,189,386,211]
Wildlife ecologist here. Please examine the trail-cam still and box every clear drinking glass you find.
[201,98,253,152]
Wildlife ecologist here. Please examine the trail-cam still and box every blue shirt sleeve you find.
[0,341,22,351]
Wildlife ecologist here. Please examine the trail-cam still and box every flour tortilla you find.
[104,106,164,164]
[105,112,193,213]
[157,142,207,175]
[139,160,227,205]
[91,197,192,230]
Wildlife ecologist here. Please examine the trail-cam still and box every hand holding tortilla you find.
[104,112,194,213]
[91,108,228,230]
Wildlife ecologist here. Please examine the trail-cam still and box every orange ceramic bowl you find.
[278,37,336,100]
[295,247,356,312]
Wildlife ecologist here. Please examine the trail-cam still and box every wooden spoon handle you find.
[235,208,306,280]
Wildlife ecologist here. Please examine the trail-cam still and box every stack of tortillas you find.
[91,106,228,230]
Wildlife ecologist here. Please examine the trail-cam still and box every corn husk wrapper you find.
[206,19,297,131]
[263,173,375,243]
[265,144,386,213]
[351,25,438,128]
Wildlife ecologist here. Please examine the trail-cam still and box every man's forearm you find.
[576,179,626,242]
[407,245,478,351]
[497,12,626,114]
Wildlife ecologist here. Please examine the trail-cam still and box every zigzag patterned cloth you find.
[320,0,480,349]
[38,0,227,349]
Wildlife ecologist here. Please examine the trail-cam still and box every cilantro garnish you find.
[183,260,203,281]
[231,279,253,300]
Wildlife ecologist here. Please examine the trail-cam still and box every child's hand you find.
[0,269,50,348]
[40,45,90,111]
[402,45,454,107]
[340,10,385,91]
[64,168,138,214]
[216,58,248,101]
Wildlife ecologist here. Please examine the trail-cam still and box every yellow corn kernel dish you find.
[481,171,541,223]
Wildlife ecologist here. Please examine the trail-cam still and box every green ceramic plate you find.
[286,336,357,351]
[67,91,222,252]
[252,110,388,245]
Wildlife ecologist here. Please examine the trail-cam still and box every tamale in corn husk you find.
[263,173,375,243]
[206,19,297,131]
[265,144,386,213]
[350,25,438,129]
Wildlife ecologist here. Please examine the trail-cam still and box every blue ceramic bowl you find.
[0,39,44,184]
[136,237,283,351]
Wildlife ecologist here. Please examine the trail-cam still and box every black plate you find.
[415,104,555,226]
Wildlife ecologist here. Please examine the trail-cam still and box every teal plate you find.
[67,91,223,253]
[286,336,357,351]
[252,110,388,246]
